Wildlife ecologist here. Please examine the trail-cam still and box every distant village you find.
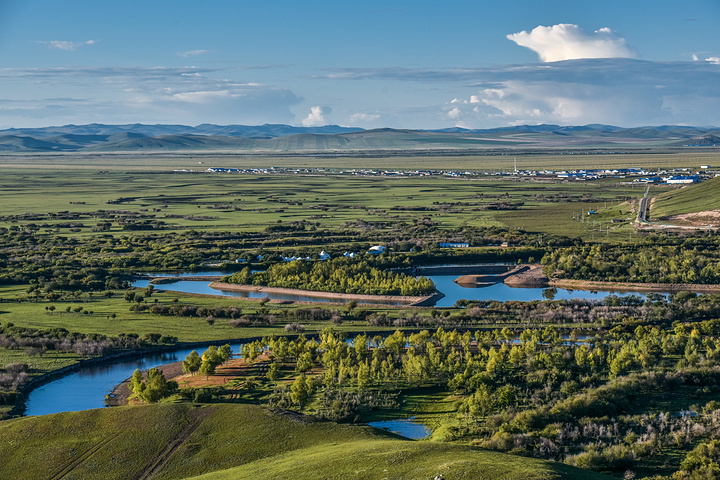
[177,164,719,185]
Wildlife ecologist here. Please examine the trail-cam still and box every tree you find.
[129,368,177,403]
[291,373,312,406]
[130,369,145,397]
[182,350,202,375]
[218,344,232,364]
[199,359,216,380]
[267,362,280,384]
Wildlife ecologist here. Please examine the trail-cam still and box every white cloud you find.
[178,49,211,58]
[447,107,461,119]
[348,112,380,124]
[41,40,96,51]
[325,58,720,128]
[507,24,638,62]
[301,105,331,126]
[706,57,720,64]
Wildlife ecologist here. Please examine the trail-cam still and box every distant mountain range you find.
[0,123,718,153]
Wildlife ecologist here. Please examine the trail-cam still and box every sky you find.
[0,0,719,130]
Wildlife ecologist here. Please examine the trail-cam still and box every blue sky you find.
[0,0,719,129]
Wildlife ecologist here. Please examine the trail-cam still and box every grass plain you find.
[0,403,610,480]
[650,175,720,219]
[0,166,674,241]
[1,151,718,479]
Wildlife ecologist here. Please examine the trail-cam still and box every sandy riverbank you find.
[549,279,720,293]
[209,282,436,306]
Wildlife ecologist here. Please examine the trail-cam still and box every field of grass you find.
[0,166,677,241]
[1,150,718,171]
[0,403,610,480]
[650,176,720,219]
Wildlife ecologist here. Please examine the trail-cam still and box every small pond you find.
[367,417,431,439]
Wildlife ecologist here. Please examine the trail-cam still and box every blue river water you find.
[25,270,657,417]
[132,273,651,307]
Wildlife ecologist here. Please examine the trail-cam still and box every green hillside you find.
[651,176,720,218]
[0,404,608,480]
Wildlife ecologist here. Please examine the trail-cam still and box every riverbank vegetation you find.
[161,313,720,478]
[542,234,720,284]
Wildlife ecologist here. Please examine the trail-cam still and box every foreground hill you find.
[0,123,719,153]
[651,176,720,222]
[0,403,608,480]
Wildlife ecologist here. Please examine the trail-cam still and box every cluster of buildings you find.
[276,246,385,263]
[183,164,718,184]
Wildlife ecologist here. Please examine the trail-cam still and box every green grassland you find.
[1,149,719,171]
[650,176,720,219]
[0,403,609,480]
[0,167,674,240]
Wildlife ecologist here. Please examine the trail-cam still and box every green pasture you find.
[650,176,720,219]
[1,150,718,171]
[0,167,680,240]
[0,403,610,480]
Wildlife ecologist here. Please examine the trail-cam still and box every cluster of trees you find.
[0,322,177,358]
[191,321,720,477]
[223,257,435,296]
[0,217,562,285]
[542,235,720,284]
[181,345,232,379]
[130,303,243,320]
[129,368,177,403]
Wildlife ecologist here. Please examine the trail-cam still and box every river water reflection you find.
[24,343,247,416]
[26,270,657,416]
[132,273,652,307]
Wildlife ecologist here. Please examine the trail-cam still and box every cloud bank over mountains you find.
[2,23,718,129]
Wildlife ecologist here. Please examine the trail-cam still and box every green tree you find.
[130,369,145,397]
[267,362,280,384]
[199,359,216,380]
[218,344,233,364]
[291,373,312,406]
[182,350,202,375]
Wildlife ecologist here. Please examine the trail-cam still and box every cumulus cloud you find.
[507,24,638,62]
[447,107,461,119]
[40,40,96,51]
[301,105,331,126]
[446,59,720,126]
[322,58,720,127]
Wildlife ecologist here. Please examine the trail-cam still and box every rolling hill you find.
[0,403,610,480]
[0,123,719,153]
[651,176,720,221]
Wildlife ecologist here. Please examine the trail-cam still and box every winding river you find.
[25,268,659,418]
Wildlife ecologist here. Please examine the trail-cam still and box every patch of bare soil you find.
[504,265,550,287]
[663,209,720,227]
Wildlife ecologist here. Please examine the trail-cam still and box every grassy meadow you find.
[0,403,610,480]
[650,176,720,219]
[1,152,719,479]
[0,166,676,240]
[1,149,719,171]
